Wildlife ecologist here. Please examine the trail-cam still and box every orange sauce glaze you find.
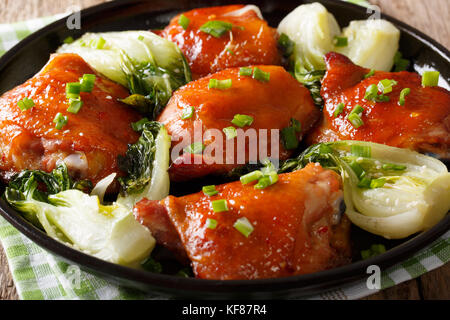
[308,52,450,158]
[158,65,320,181]
[0,53,141,186]
[134,163,351,280]
[160,5,281,80]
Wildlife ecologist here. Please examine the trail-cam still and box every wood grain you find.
[0,0,448,300]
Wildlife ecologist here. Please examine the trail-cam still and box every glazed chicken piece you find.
[308,52,450,158]
[158,65,320,181]
[0,53,141,187]
[134,163,351,280]
[160,5,281,79]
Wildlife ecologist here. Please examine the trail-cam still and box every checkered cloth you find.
[0,13,449,300]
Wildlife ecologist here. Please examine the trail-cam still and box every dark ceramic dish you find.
[0,0,449,299]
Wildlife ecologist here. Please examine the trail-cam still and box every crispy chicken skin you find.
[0,53,141,186]
[134,163,351,280]
[158,65,320,181]
[308,52,450,158]
[160,5,281,80]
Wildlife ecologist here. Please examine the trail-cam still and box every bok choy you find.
[117,120,171,209]
[280,141,450,239]
[58,31,191,118]
[4,164,155,266]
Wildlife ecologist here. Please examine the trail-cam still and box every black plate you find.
[0,0,449,299]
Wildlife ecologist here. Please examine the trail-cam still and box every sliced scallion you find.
[223,126,237,139]
[205,218,218,230]
[208,78,232,90]
[179,14,190,30]
[334,102,345,117]
[199,20,233,38]
[239,67,253,77]
[421,71,439,87]
[203,185,219,197]
[17,97,35,111]
[233,217,254,238]
[240,170,263,185]
[53,113,68,130]
[398,88,410,106]
[184,142,205,154]
[231,114,253,127]
[252,67,270,82]
[211,199,228,213]
[181,106,194,119]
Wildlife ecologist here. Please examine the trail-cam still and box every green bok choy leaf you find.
[117,120,171,209]
[4,164,155,266]
[280,141,450,239]
[58,31,191,118]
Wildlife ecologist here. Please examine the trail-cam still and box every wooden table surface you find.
[0,0,449,300]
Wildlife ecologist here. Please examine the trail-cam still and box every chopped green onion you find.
[348,113,364,128]
[181,106,195,119]
[202,185,219,197]
[205,218,218,230]
[211,199,228,213]
[208,78,232,90]
[382,163,407,171]
[131,118,149,131]
[179,14,190,30]
[351,145,371,158]
[184,142,205,154]
[281,126,299,150]
[370,178,386,189]
[17,97,35,111]
[199,20,233,38]
[67,99,83,114]
[364,84,378,100]
[278,33,295,57]
[334,36,348,47]
[398,88,411,106]
[223,126,237,139]
[239,67,253,76]
[137,35,144,41]
[65,82,81,99]
[349,104,364,116]
[393,51,409,72]
[377,79,398,94]
[63,36,74,44]
[53,113,68,130]
[252,67,270,82]
[79,74,96,92]
[364,69,375,79]
[233,217,254,238]
[421,71,439,87]
[254,171,278,190]
[290,118,301,132]
[334,103,345,117]
[240,170,263,185]
[231,114,253,127]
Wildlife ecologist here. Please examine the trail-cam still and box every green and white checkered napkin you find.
[0,14,449,301]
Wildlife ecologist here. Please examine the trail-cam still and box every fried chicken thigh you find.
[158,65,320,181]
[160,5,281,79]
[0,53,141,186]
[308,52,450,158]
[134,163,351,280]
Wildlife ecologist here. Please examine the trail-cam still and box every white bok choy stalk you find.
[57,31,191,118]
[280,141,450,239]
[116,120,171,210]
[3,164,155,266]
